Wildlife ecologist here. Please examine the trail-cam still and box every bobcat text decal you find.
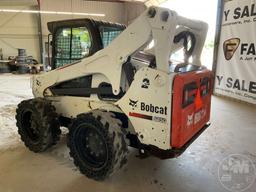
[128,99,167,124]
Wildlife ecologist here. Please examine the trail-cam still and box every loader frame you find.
[31,6,209,150]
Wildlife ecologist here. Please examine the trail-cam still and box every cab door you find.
[53,26,92,69]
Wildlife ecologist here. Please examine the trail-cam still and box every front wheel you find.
[68,110,128,181]
[15,98,61,152]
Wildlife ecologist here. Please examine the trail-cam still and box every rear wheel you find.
[68,110,128,181]
[16,98,61,152]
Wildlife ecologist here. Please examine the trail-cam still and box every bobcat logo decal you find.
[129,99,138,110]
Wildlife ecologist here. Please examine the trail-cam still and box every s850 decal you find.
[129,112,167,124]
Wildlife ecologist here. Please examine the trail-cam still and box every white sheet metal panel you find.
[0,0,36,6]
[0,5,40,60]
[40,0,126,35]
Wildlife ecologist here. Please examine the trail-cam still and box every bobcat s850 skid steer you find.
[16,6,212,181]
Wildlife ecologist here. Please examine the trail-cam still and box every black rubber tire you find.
[17,65,29,74]
[0,66,11,73]
[16,98,61,152]
[68,110,128,181]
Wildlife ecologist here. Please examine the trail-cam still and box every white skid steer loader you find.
[16,6,212,181]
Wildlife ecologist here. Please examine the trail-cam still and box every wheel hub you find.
[76,124,108,169]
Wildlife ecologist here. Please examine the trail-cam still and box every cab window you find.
[54,27,91,68]
[99,26,122,48]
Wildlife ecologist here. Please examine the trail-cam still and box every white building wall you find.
[0,5,40,61]
[40,0,126,62]
[124,2,146,25]
[40,0,125,37]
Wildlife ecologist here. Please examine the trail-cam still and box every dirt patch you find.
[0,104,20,150]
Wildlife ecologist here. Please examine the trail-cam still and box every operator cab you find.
[47,18,126,99]
[47,18,126,69]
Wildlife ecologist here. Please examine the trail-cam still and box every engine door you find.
[171,69,212,148]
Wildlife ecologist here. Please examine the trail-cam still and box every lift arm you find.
[32,6,208,97]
